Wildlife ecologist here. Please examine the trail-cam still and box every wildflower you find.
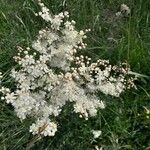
[30,118,57,136]
[94,145,103,150]
[121,4,131,16]
[0,1,135,137]
[5,92,16,104]
[116,11,122,17]
[92,130,102,139]
[116,4,131,17]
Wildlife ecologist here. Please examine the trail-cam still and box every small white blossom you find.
[30,118,57,136]
[5,92,16,104]
[121,4,131,15]
[116,4,131,17]
[92,130,102,139]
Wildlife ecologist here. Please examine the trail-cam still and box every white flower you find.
[0,1,135,137]
[5,92,16,104]
[121,4,131,15]
[116,4,130,18]
[116,11,122,17]
[30,118,57,136]
[92,130,102,139]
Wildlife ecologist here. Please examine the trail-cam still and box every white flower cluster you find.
[30,118,57,136]
[92,130,102,139]
[0,1,135,137]
[116,4,131,17]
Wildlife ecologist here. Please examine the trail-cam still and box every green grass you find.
[0,0,150,149]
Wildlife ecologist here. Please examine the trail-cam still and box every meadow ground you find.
[0,0,150,149]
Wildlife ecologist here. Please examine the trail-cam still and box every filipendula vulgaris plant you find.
[0,1,135,137]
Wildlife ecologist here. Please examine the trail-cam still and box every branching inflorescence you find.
[0,1,135,137]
